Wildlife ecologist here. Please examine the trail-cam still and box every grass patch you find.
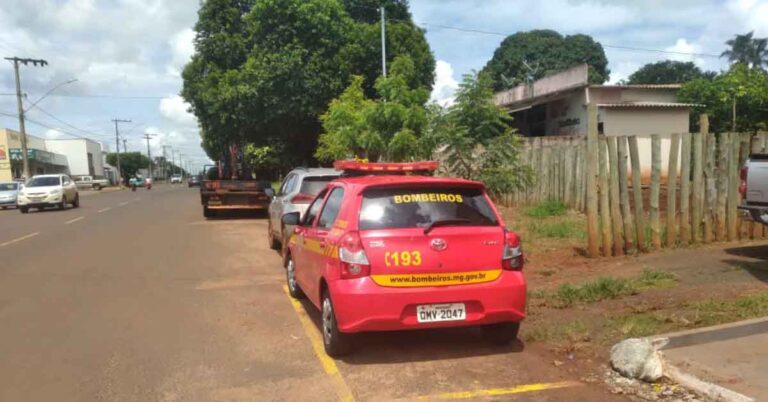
[546,269,677,308]
[688,292,768,326]
[609,312,668,338]
[524,319,590,343]
[524,200,568,218]
[529,221,585,239]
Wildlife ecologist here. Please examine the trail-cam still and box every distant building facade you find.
[0,128,69,181]
[45,138,106,179]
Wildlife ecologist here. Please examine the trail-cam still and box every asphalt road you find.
[0,185,622,401]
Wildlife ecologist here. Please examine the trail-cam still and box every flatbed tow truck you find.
[200,146,273,218]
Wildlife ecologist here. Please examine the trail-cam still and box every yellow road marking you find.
[64,216,84,225]
[97,207,112,213]
[0,232,40,247]
[282,285,355,402]
[412,381,582,400]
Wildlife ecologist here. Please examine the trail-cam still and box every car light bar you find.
[333,160,439,174]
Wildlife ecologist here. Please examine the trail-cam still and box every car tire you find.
[286,256,305,299]
[203,206,215,219]
[482,322,520,345]
[72,194,80,208]
[322,290,353,357]
[1,206,5,210]
[20,206,28,214]
[268,224,281,250]
[93,184,101,191]
[59,197,67,210]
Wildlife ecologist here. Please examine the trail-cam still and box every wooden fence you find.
[499,136,587,210]
[497,108,768,257]
[586,116,768,257]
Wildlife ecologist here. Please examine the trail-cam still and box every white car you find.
[170,174,182,184]
[17,174,79,213]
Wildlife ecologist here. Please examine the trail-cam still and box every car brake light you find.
[339,232,370,279]
[740,166,748,199]
[291,193,314,204]
[502,229,524,271]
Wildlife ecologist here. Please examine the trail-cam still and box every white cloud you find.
[430,60,459,106]
[44,129,65,139]
[159,95,196,127]
[167,28,195,77]
[665,38,704,65]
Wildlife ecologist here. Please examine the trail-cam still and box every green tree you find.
[182,0,433,169]
[316,56,430,162]
[481,30,609,91]
[106,152,152,182]
[721,31,768,70]
[437,72,532,195]
[627,60,710,84]
[679,64,768,132]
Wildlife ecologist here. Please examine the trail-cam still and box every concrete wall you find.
[544,91,587,136]
[602,107,690,137]
[45,139,105,178]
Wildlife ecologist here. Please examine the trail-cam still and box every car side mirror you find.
[264,188,275,198]
[282,212,300,226]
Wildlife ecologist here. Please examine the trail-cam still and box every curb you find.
[645,318,768,402]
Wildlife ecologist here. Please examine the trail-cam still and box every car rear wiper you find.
[423,218,472,235]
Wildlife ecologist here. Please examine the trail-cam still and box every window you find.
[359,186,498,230]
[280,174,296,195]
[317,187,344,229]
[302,189,327,226]
[299,176,338,196]
[26,176,61,187]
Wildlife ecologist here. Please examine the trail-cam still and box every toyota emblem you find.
[430,238,447,251]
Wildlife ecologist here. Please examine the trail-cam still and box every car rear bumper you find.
[739,204,768,225]
[329,271,526,333]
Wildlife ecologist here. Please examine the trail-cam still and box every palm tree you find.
[721,32,768,69]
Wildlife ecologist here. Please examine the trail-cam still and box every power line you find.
[26,104,111,139]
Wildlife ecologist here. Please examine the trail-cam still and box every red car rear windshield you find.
[359,186,499,230]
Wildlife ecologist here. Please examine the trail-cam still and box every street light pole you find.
[112,118,131,187]
[5,57,48,179]
[142,133,155,179]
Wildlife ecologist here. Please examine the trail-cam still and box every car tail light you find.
[740,166,748,199]
[339,231,370,279]
[502,229,524,271]
[291,193,314,204]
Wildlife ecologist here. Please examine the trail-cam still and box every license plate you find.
[207,200,222,206]
[416,303,466,323]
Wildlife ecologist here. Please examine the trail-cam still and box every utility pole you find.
[143,133,155,180]
[5,57,48,179]
[171,149,177,176]
[179,154,185,179]
[161,145,171,181]
[123,139,128,153]
[380,6,387,77]
[112,118,131,186]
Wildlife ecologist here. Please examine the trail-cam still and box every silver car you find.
[0,181,21,209]
[267,167,340,253]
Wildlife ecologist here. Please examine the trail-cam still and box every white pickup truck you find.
[739,155,768,225]
[75,176,109,191]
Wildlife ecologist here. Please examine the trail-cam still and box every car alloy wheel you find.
[321,291,353,357]
[286,257,305,299]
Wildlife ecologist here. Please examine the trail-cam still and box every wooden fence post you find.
[608,137,625,255]
[716,133,729,241]
[617,136,634,251]
[703,116,715,243]
[586,104,600,257]
[727,133,740,241]
[692,129,704,243]
[629,136,646,251]
[738,134,750,240]
[680,133,692,244]
[599,137,613,256]
[650,135,662,250]
[666,134,680,247]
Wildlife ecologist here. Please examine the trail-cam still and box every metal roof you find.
[590,84,683,89]
[598,102,704,108]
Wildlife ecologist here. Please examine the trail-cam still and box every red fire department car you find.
[281,161,526,356]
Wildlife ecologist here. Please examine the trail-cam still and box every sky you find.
[1,0,767,167]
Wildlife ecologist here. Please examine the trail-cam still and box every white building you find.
[45,138,106,179]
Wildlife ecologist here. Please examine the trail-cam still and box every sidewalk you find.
[659,317,768,401]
